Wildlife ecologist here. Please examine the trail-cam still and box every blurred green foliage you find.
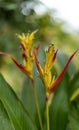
[0,0,78,94]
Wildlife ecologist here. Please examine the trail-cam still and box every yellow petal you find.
[45,44,55,69]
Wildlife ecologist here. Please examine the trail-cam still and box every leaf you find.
[0,101,14,130]
[69,101,79,130]
[21,76,36,118]
[49,77,69,130]
[0,74,37,130]
[70,88,79,102]
[69,71,79,99]
[70,71,79,87]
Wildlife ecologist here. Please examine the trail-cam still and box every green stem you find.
[46,97,50,130]
[32,80,44,130]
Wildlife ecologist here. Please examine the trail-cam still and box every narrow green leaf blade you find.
[49,78,69,130]
[0,101,14,130]
[0,74,37,130]
[69,101,79,130]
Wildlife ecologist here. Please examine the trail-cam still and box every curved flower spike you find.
[0,30,39,80]
[35,44,58,90]
[35,44,78,98]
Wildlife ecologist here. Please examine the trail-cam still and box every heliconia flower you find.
[0,30,39,80]
[35,44,77,98]
[17,30,38,53]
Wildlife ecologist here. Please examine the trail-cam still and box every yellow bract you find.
[17,30,37,79]
[45,44,54,69]
[40,44,55,89]
[23,55,34,79]
[17,30,37,51]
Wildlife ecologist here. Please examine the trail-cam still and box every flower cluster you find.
[35,44,77,99]
[0,31,77,98]
[0,31,39,81]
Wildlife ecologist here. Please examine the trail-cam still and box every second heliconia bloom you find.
[35,44,77,99]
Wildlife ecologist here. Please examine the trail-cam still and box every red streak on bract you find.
[52,49,58,62]
[49,50,78,92]
[11,58,30,75]
[0,52,11,58]
[0,51,30,76]
[35,55,43,76]
[33,43,40,56]
[21,43,26,51]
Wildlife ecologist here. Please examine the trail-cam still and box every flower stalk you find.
[46,94,50,130]
[32,80,44,130]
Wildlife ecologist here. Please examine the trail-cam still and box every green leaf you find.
[69,101,79,130]
[0,101,14,130]
[49,77,69,130]
[69,71,79,99]
[0,74,37,130]
[21,76,36,118]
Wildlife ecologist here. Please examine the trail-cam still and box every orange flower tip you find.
[49,50,78,93]
[52,49,58,62]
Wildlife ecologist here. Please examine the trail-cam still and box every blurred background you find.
[0,0,79,96]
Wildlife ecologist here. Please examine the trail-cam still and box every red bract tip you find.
[49,50,78,93]
[52,49,58,62]
[0,52,11,58]
[11,58,30,75]
[33,43,40,56]
[0,51,30,76]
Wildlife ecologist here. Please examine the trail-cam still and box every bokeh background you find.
[0,0,79,97]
